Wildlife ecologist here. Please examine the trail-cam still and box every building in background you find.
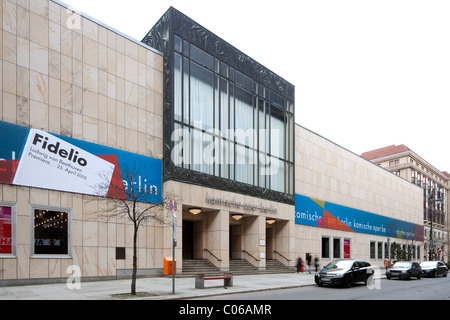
[362,145,449,261]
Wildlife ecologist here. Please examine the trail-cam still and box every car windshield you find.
[324,260,354,269]
[420,262,437,267]
[392,262,411,268]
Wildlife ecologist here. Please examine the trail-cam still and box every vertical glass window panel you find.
[258,152,269,189]
[220,78,229,135]
[220,138,229,179]
[269,157,284,193]
[191,129,214,175]
[203,133,215,176]
[258,100,266,154]
[235,145,253,185]
[289,163,294,194]
[33,208,69,255]
[229,137,235,181]
[220,62,229,78]
[172,123,190,170]
[270,106,285,159]
[287,113,294,162]
[234,86,254,147]
[190,44,214,70]
[174,35,182,53]
[215,58,220,73]
[229,85,234,132]
[0,205,13,255]
[191,127,202,174]
[257,84,265,97]
[266,113,270,156]
[174,53,182,122]
[215,75,220,130]
[183,40,190,57]
[183,58,190,124]
[190,62,214,130]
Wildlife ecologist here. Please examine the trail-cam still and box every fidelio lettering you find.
[32,134,88,167]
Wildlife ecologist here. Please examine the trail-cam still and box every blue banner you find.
[0,121,162,204]
[295,194,424,241]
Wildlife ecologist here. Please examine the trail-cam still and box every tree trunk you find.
[131,225,138,295]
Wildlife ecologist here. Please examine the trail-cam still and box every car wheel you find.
[417,273,421,280]
[343,275,352,288]
[386,275,391,280]
[433,270,438,278]
[444,272,448,278]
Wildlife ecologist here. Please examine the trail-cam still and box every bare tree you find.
[93,165,176,296]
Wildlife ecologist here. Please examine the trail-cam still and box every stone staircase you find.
[229,259,259,274]
[266,259,293,274]
[179,258,294,277]
[181,259,220,277]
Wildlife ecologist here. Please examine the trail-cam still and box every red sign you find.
[344,239,351,259]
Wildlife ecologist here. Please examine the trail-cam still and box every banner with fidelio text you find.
[0,121,162,204]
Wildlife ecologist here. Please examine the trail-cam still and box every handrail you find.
[204,248,222,262]
[242,250,260,262]
[274,250,291,262]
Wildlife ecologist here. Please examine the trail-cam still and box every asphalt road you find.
[195,275,450,300]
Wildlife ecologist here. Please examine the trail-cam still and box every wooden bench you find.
[195,273,233,289]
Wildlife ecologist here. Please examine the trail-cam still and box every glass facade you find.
[142,7,295,203]
[173,35,294,195]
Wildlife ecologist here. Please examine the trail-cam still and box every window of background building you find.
[173,35,294,195]
[32,206,71,256]
[0,202,15,257]
[377,242,383,259]
[370,241,376,259]
[333,238,341,259]
[322,237,330,259]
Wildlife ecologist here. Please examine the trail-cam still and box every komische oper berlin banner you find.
[0,121,162,204]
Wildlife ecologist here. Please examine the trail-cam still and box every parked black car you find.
[420,261,448,278]
[315,259,373,288]
[386,261,421,280]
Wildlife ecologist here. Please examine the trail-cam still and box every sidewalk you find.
[0,272,316,300]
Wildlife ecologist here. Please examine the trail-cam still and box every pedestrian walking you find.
[296,257,304,273]
[314,256,320,272]
[306,253,312,274]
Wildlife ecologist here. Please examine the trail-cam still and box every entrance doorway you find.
[182,221,194,259]
[229,225,242,260]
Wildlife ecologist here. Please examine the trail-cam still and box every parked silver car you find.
[386,261,421,280]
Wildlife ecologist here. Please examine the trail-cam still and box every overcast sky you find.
[60,0,450,173]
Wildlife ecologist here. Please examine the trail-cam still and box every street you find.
[195,276,450,300]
